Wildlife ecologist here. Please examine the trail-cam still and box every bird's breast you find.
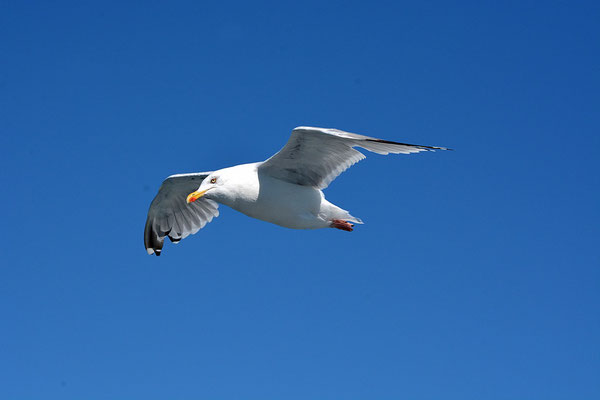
[228,174,326,229]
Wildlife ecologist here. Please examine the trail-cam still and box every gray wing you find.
[144,173,219,256]
[259,126,449,189]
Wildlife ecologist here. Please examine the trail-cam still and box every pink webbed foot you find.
[331,219,354,232]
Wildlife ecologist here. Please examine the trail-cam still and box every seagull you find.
[144,126,449,255]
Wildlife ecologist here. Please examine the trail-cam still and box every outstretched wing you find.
[144,173,219,256]
[259,126,449,189]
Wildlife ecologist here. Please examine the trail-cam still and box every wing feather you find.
[144,172,219,256]
[259,126,448,189]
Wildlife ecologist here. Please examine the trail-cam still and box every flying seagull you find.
[144,126,449,255]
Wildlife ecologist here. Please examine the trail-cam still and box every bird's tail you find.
[345,213,364,224]
[325,200,364,224]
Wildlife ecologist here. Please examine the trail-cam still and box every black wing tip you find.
[145,247,162,256]
[365,138,451,151]
[144,217,165,256]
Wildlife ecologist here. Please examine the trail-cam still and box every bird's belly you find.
[231,178,328,229]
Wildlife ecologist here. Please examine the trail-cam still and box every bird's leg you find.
[331,219,354,232]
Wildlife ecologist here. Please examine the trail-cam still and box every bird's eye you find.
[210,178,217,184]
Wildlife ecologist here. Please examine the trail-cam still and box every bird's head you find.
[186,172,225,203]
[186,164,256,205]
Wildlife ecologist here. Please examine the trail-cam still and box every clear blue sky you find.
[1,1,599,398]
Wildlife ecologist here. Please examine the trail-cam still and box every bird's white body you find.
[204,163,360,229]
[144,126,448,255]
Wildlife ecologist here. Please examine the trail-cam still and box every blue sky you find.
[1,1,599,398]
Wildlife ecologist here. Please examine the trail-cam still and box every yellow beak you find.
[186,188,209,203]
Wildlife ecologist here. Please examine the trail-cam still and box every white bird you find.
[144,126,449,255]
